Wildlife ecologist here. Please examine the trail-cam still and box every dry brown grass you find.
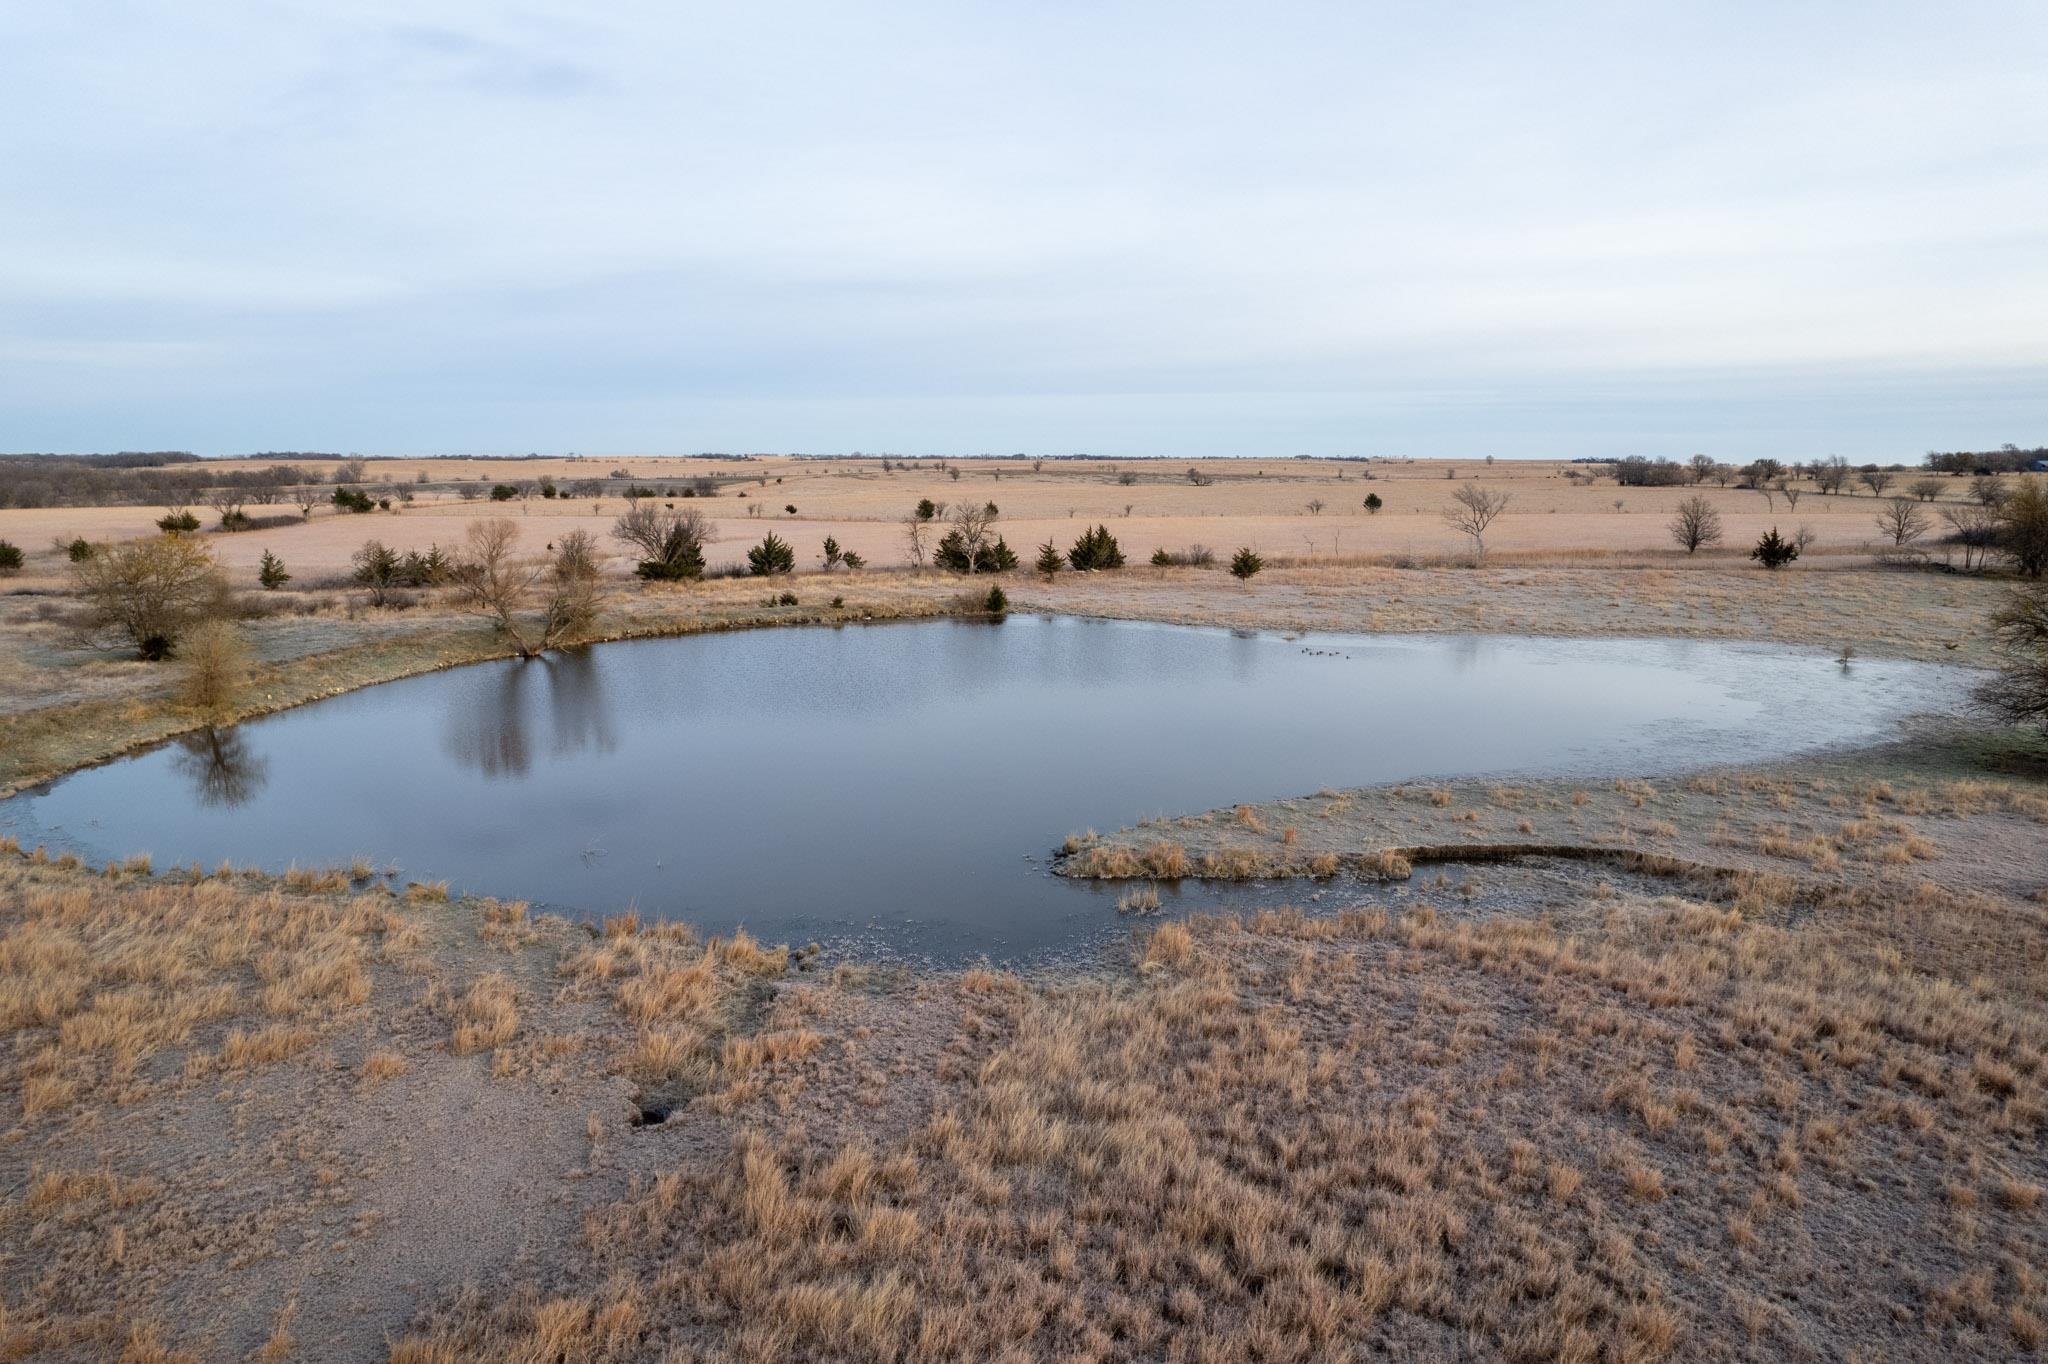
[394,840,2048,1362]
[0,852,419,1121]
[554,917,796,1108]
[360,1049,408,1083]
[443,973,519,1055]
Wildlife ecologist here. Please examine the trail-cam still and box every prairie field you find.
[3,456,2035,586]
[0,457,2044,1361]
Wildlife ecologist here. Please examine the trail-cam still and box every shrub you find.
[1068,524,1125,571]
[65,537,95,562]
[1750,526,1799,570]
[490,484,519,501]
[398,546,450,586]
[71,533,224,659]
[179,619,250,715]
[776,590,799,606]
[839,549,864,570]
[0,539,21,575]
[821,535,843,569]
[933,529,973,571]
[914,498,937,521]
[784,504,797,515]
[332,487,374,513]
[1363,493,1382,513]
[157,510,201,533]
[934,531,1018,573]
[747,532,796,575]
[1035,540,1063,578]
[983,585,1008,614]
[1230,547,1263,580]
[352,540,403,604]
[1151,547,1173,566]
[257,550,290,589]
[612,504,707,580]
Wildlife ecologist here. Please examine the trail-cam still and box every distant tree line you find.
[1923,444,2046,475]
[0,456,308,509]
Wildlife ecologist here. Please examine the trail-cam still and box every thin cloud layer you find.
[3,2,2044,456]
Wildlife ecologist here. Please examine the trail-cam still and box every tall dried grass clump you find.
[1063,840,1189,880]
[447,973,519,1055]
[177,619,251,716]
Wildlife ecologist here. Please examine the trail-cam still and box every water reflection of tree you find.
[173,727,268,809]
[443,651,614,779]
[545,648,615,760]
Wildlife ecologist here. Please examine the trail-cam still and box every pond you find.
[1,617,1977,962]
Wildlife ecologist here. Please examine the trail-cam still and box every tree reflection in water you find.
[172,727,269,809]
[442,648,616,779]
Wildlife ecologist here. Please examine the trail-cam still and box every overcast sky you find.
[4,2,2045,458]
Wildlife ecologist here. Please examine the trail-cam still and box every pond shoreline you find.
[1,559,2003,799]
[3,621,1980,962]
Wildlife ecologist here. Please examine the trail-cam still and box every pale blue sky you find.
[4,2,2044,458]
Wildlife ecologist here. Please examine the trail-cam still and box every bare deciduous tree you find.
[455,519,602,657]
[1441,485,1510,560]
[291,485,322,519]
[1860,469,1895,497]
[205,487,248,527]
[610,504,709,579]
[1941,503,2002,570]
[1776,481,1802,511]
[903,512,929,568]
[946,501,998,573]
[1874,496,1930,547]
[1978,583,2048,729]
[1668,495,1723,554]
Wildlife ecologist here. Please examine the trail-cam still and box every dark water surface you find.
[2,617,1975,961]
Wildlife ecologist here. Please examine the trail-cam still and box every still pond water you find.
[3,618,1974,961]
